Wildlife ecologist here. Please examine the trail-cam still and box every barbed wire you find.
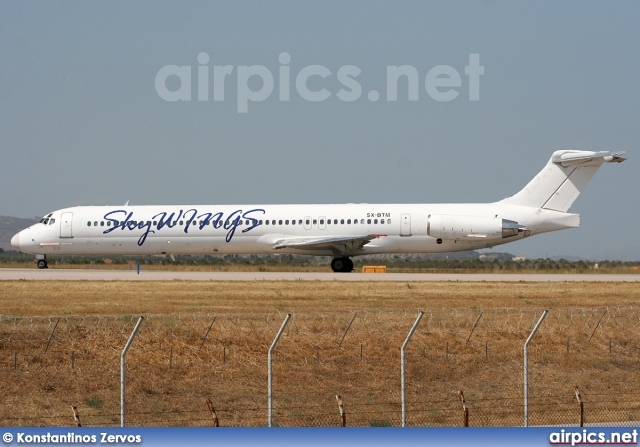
[2,307,640,344]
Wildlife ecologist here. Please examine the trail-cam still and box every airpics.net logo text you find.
[155,52,484,113]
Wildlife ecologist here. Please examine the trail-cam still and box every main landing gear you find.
[331,257,353,273]
[36,254,48,269]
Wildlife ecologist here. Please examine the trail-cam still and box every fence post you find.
[268,314,291,427]
[458,391,469,427]
[574,386,584,427]
[401,311,424,427]
[466,311,483,344]
[198,318,216,351]
[207,399,220,427]
[338,313,357,348]
[121,316,144,428]
[524,310,548,427]
[588,310,607,341]
[44,317,61,354]
[336,395,346,427]
[71,405,81,427]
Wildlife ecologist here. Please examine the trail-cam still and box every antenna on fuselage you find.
[124,200,129,206]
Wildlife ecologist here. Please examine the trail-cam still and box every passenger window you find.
[347,219,351,224]
[94,221,98,226]
[266,220,270,225]
[367,219,371,224]
[106,221,111,227]
[320,219,324,224]
[387,219,391,224]
[306,219,310,225]
[100,221,104,226]
[374,219,378,224]
[313,219,317,225]
[334,219,338,224]
[259,220,263,225]
[153,221,157,225]
[340,219,344,224]
[285,220,289,225]
[179,221,184,226]
[298,220,302,225]
[292,220,296,225]
[279,220,283,225]
[87,221,91,226]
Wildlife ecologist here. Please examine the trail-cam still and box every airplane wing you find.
[273,234,387,254]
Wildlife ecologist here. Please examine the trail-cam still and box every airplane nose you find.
[11,233,20,250]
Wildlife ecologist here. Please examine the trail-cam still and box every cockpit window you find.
[39,213,54,224]
[49,219,55,225]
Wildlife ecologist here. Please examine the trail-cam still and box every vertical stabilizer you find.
[499,150,626,212]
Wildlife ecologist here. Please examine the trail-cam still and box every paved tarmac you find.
[0,268,638,282]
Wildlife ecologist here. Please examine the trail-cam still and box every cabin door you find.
[60,212,73,238]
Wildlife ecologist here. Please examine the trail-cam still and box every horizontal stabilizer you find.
[552,151,626,166]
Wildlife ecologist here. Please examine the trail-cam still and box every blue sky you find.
[0,1,637,260]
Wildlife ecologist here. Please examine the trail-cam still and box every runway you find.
[0,268,639,282]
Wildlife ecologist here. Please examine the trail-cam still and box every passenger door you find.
[60,212,73,238]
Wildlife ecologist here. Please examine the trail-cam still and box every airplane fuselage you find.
[10,150,626,272]
[12,202,574,257]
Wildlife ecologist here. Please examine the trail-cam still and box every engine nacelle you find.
[427,214,523,241]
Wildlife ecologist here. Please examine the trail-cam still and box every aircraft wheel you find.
[345,258,354,272]
[37,260,48,269]
[331,257,353,273]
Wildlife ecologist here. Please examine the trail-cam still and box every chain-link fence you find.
[1,308,640,426]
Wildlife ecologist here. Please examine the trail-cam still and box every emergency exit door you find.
[400,213,412,237]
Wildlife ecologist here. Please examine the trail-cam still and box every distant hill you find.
[0,216,39,251]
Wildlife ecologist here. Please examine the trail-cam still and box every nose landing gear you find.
[36,254,48,269]
[331,257,353,273]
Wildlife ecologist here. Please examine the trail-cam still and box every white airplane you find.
[11,150,626,272]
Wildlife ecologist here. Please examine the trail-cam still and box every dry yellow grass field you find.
[1,280,638,315]
[1,280,639,427]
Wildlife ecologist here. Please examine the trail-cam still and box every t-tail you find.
[499,150,626,212]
